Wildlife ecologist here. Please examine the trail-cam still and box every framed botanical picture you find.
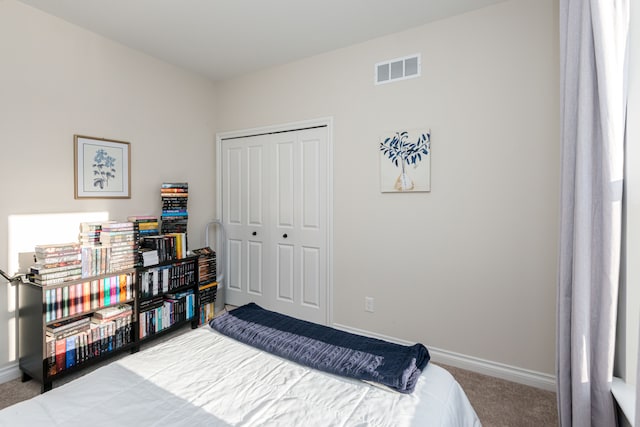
[74,135,131,199]
[379,128,431,192]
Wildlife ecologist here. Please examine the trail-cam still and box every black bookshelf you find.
[135,255,199,343]
[18,257,199,392]
[17,207,198,392]
[18,269,137,393]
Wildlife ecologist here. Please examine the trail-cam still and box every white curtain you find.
[557,0,629,426]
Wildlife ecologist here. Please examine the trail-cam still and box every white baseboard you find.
[0,324,557,391]
[0,362,21,384]
[427,346,557,391]
[332,322,557,392]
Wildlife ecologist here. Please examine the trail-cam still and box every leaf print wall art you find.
[74,135,130,199]
[380,129,431,192]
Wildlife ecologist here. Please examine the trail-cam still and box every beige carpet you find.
[0,376,40,410]
[0,331,558,426]
[442,364,558,426]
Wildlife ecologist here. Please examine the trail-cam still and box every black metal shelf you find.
[17,256,199,393]
[137,283,197,302]
[138,255,199,269]
[44,298,135,327]
[137,316,198,344]
[134,256,199,347]
[36,341,139,392]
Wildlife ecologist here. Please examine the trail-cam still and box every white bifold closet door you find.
[221,126,328,325]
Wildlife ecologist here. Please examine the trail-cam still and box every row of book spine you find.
[46,313,133,376]
[139,290,195,339]
[80,245,138,277]
[138,261,196,298]
[160,182,189,234]
[160,182,188,235]
[199,303,215,326]
[31,212,174,286]
[128,216,160,267]
[140,233,187,264]
[79,221,138,277]
[31,243,82,285]
[44,273,134,322]
[192,247,216,284]
[198,282,217,325]
[127,216,159,237]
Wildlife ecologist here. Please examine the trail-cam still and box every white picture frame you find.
[74,135,131,199]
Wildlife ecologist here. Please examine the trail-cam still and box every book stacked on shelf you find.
[139,290,195,339]
[165,232,187,259]
[164,290,195,324]
[138,260,197,298]
[91,304,133,351]
[100,221,137,272]
[45,304,133,376]
[198,282,217,325]
[79,221,108,277]
[191,246,217,325]
[127,215,159,238]
[139,248,159,267]
[46,316,91,374]
[43,272,134,322]
[140,233,187,263]
[78,221,103,246]
[192,247,216,284]
[31,243,82,286]
[127,216,159,266]
[160,182,188,235]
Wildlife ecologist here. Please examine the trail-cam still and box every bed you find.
[0,305,481,426]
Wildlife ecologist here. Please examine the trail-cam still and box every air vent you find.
[375,54,421,85]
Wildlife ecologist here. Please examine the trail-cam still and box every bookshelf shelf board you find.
[45,341,138,380]
[138,316,197,343]
[43,298,135,327]
[27,268,137,290]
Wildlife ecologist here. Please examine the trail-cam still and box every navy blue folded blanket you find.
[209,303,429,393]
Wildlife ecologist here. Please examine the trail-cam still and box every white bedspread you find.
[0,327,481,426]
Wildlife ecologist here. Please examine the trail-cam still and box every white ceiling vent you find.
[375,54,421,85]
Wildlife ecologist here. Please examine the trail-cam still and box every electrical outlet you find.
[365,297,374,313]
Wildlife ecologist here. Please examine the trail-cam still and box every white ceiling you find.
[17,0,507,82]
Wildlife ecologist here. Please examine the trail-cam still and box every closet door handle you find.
[252,231,257,236]
[282,233,288,239]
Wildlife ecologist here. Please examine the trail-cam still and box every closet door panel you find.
[222,136,269,307]
[276,244,294,302]
[226,147,243,226]
[247,145,264,227]
[247,241,263,295]
[301,246,320,308]
[276,140,295,228]
[227,239,242,292]
[301,137,320,230]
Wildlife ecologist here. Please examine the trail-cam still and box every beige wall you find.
[215,0,559,375]
[0,0,559,381]
[0,1,217,371]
